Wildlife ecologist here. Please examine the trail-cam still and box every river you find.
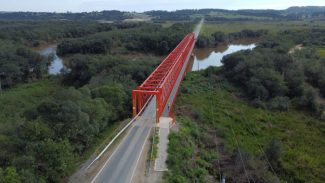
[191,43,256,71]
[38,42,255,74]
[39,45,65,75]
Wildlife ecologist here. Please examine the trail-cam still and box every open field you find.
[200,20,325,35]
[317,47,325,57]
[206,11,272,20]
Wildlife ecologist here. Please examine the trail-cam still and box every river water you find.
[191,43,256,71]
[38,41,255,74]
[39,45,65,75]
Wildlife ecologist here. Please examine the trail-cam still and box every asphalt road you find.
[91,97,156,183]
[91,19,203,183]
[194,18,204,39]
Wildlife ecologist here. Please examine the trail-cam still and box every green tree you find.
[158,40,170,54]
[319,78,325,97]
[91,85,127,119]
[212,31,226,43]
[1,167,21,183]
[18,120,53,141]
[63,55,96,87]
[246,77,269,100]
[297,87,319,112]
[0,168,3,182]
[268,96,290,111]
[34,139,73,182]
[265,138,281,170]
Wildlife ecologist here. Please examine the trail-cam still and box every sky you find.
[0,0,324,12]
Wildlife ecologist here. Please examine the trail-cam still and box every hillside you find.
[286,6,325,13]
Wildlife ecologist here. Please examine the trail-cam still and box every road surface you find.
[91,19,203,183]
[91,97,156,183]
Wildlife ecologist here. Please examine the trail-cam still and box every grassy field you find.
[200,20,325,36]
[317,47,325,57]
[167,72,325,183]
[207,12,272,20]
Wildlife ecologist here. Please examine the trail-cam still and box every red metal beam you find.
[132,32,196,122]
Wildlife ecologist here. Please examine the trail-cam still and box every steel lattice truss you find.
[132,32,196,122]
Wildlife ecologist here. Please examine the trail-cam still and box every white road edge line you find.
[90,122,133,183]
[87,96,153,170]
[89,97,154,183]
[90,104,152,182]
[128,121,153,183]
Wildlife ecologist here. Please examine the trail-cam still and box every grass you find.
[150,127,159,161]
[169,72,325,183]
[161,21,175,28]
[207,11,272,20]
[317,47,325,57]
[200,21,325,36]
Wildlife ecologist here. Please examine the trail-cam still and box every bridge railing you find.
[132,32,195,122]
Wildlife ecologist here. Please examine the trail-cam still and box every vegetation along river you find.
[191,43,256,71]
[39,45,65,75]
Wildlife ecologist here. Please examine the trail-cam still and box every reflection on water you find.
[39,45,65,75]
[192,43,256,71]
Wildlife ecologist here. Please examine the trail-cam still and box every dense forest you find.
[57,22,192,56]
[220,28,325,119]
[0,21,192,89]
[0,20,192,182]
[0,21,114,88]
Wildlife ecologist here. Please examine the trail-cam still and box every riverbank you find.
[192,43,256,71]
[38,45,66,75]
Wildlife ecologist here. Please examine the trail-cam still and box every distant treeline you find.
[147,7,325,21]
[0,6,324,21]
[0,21,130,47]
[57,22,193,56]
[0,10,129,21]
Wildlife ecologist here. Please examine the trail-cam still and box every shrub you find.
[268,96,290,111]
[264,138,282,171]
[320,110,325,121]
[297,87,319,112]
[0,167,21,183]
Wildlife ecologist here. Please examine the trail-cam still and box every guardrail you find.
[86,96,154,169]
